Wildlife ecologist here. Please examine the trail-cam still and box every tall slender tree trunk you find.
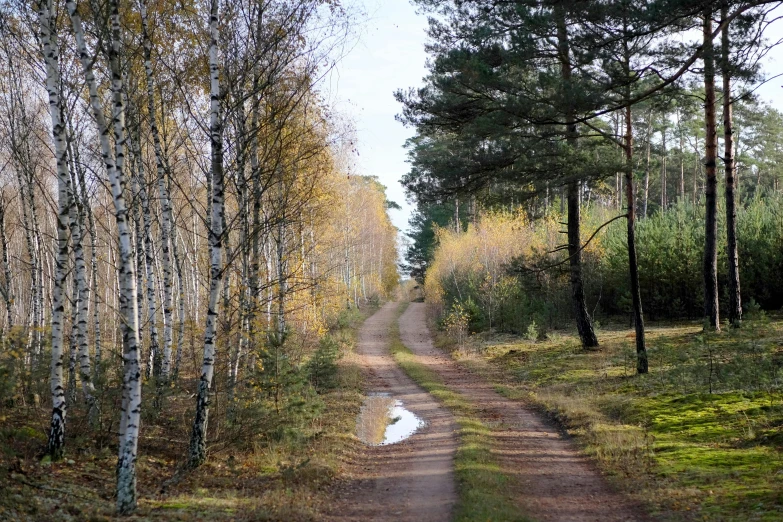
[661,125,667,210]
[189,0,224,469]
[693,133,700,205]
[703,8,720,331]
[643,115,652,217]
[625,111,647,373]
[132,171,146,378]
[38,0,70,461]
[722,6,741,327]
[556,6,598,348]
[172,221,186,380]
[66,153,95,419]
[622,32,647,373]
[128,121,160,379]
[67,0,142,512]
[678,110,686,201]
[140,0,175,377]
[248,83,262,371]
[0,197,12,339]
[70,129,102,380]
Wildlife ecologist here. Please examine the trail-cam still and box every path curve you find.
[329,302,457,522]
[399,302,647,522]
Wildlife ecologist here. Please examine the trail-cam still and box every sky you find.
[327,0,429,236]
[329,2,783,239]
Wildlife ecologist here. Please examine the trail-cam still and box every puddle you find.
[357,392,425,446]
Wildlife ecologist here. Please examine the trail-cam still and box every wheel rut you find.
[398,302,648,522]
[328,302,457,522]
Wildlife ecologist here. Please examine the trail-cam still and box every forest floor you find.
[0,307,375,521]
[447,312,783,522]
[4,302,778,521]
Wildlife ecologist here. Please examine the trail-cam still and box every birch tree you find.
[188,0,224,469]
[65,0,142,512]
[37,0,69,462]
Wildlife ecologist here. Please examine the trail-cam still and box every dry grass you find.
[439,313,783,521]
[0,307,376,521]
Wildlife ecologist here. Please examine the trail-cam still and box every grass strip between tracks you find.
[389,302,529,522]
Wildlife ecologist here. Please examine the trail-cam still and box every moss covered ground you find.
[449,314,783,521]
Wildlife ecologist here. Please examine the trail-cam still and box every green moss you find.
[459,316,783,521]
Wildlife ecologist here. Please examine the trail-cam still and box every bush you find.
[306,336,340,392]
[425,197,783,338]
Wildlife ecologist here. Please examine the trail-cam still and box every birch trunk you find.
[66,0,142,512]
[141,0,175,378]
[38,0,69,461]
[68,276,78,405]
[188,0,224,468]
[132,171,146,378]
[0,197,12,338]
[66,154,95,418]
[71,133,102,378]
[172,221,186,380]
[129,121,160,379]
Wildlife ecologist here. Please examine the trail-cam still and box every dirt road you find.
[329,302,458,522]
[399,302,646,522]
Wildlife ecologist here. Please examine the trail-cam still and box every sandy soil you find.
[327,302,458,522]
[398,302,647,522]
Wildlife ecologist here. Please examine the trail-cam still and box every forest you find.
[2,0,783,521]
[398,0,783,520]
[0,0,401,518]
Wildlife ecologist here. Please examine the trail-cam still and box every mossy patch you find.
[451,315,783,521]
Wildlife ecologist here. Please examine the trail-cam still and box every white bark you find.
[0,197,12,336]
[66,158,95,416]
[38,0,69,461]
[66,0,141,513]
[70,133,102,379]
[129,121,160,379]
[189,0,224,468]
[140,0,175,379]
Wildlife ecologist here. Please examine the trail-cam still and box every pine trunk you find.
[703,9,720,331]
[625,102,647,373]
[722,6,742,327]
[556,6,598,348]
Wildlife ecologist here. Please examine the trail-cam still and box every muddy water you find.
[356,393,425,446]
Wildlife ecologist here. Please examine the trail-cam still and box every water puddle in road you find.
[357,392,425,446]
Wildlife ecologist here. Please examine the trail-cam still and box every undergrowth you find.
[0,306,373,521]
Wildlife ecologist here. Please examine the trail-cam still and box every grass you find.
[0,306,376,521]
[448,314,783,521]
[389,302,529,522]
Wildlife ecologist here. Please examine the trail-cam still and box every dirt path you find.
[328,302,458,522]
[399,302,647,522]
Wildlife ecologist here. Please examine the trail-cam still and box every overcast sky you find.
[329,1,783,238]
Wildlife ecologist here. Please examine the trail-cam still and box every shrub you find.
[307,336,340,392]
